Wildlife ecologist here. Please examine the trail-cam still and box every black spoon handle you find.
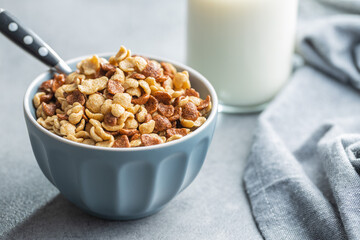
[0,8,72,74]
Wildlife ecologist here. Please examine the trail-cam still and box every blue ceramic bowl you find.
[23,54,218,220]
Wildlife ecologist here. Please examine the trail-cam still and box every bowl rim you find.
[23,53,218,152]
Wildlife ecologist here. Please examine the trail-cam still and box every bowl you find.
[23,54,218,220]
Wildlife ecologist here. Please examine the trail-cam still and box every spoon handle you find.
[0,9,72,75]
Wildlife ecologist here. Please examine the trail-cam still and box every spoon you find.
[0,8,72,75]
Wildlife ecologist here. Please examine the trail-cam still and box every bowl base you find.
[78,205,165,221]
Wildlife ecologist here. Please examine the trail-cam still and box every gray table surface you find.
[0,0,332,239]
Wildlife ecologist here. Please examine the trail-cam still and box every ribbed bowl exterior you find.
[24,113,216,220]
[23,54,218,220]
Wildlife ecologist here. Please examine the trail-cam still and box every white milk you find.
[187,0,298,111]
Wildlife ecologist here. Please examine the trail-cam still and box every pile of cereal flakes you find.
[33,46,212,148]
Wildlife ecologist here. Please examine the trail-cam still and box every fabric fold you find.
[244,118,348,240]
[318,130,360,240]
[244,67,360,239]
[297,15,360,89]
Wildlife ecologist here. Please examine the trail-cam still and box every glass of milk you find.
[187,0,298,113]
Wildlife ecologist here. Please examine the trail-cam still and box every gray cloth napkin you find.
[243,7,360,240]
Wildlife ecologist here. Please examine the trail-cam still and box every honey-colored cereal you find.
[33,45,212,147]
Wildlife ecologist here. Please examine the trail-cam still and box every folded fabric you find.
[297,14,360,89]
[244,9,360,240]
[318,0,360,13]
